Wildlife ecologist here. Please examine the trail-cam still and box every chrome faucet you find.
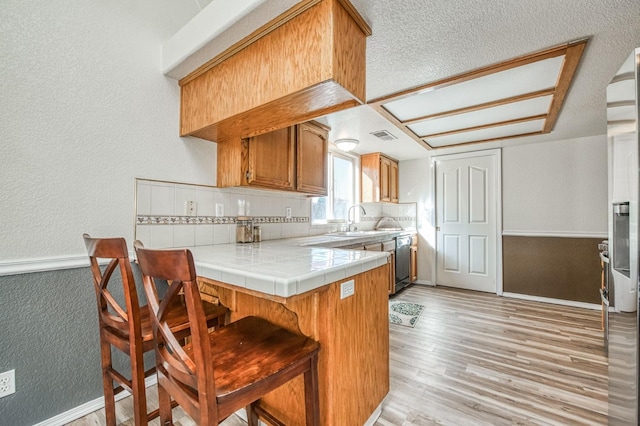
[347,204,367,231]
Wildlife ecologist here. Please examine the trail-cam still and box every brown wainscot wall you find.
[503,236,603,304]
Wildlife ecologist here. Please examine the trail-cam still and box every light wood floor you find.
[68,285,607,425]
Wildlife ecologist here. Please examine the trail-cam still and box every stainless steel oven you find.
[395,235,411,292]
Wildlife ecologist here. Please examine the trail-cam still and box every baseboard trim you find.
[34,375,158,426]
[364,403,383,426]
[412,280,433,286]
[502,292,602,311]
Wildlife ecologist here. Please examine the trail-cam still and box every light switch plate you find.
[285,207,292,219]
[215,203,224,217]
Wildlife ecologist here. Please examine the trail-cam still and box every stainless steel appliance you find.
[607,48,639,425]
[613,202,630,277]
[395,235,411,292]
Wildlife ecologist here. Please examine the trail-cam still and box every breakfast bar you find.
[190,242,391,425]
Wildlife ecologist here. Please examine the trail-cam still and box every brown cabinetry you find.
[382,240,396,294]
[361,240,396,294]
[361,153,399,203]
[179,0,370,143]
[217,121,328,195]
[410,234,418,283]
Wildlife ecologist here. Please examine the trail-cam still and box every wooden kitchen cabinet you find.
[410,234,418,283]
[382,240,396,295]
[361,152,399,203]
[217,121,328,195]
[246,127,295,190]
[296,121,328,195]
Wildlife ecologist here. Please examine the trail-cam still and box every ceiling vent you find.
[370,130,397,141]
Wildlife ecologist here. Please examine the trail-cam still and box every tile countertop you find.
[190,236,395,298]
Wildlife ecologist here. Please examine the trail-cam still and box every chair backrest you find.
[134,241,219,422]
[83,234,142,339]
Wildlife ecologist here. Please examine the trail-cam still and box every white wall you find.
[502,135,608,236]
[0,0,217,260]
[399,134,609,283]
[399,158,434,283]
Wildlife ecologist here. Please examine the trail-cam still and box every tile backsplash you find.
[134,178,417,248]
[135,179,319,248]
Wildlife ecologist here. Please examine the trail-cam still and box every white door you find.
[434,151,500,293]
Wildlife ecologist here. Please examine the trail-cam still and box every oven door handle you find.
[600,288,609,306]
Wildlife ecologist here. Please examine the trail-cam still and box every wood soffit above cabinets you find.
[369,38,588,150]
[178,0,370,143]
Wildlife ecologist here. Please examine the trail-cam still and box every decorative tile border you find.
[136,215,310,225]
[362,216,416,222]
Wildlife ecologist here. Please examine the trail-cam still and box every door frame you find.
[430,148,503,295]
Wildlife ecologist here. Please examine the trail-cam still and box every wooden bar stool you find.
[83,234,228,426]
[134,242,321,426]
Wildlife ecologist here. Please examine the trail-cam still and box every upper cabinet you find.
[296,122,328,194]
[178,0,370,143]
[218,121,329,196]
[361,153,399,203]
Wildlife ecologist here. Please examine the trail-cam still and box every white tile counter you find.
[190,241,389,298]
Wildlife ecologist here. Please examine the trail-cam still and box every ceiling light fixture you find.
[335,138,359,152]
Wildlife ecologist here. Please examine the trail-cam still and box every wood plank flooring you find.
[378,286,607,426]
[67,285,607,425]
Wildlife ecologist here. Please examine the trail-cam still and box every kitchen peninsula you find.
[190,241,390,425]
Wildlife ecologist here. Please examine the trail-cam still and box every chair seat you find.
[105,298,227,345]
[181,316,320,399]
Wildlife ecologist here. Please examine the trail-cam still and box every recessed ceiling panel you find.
[408,95,552,137]
[370,39,588,150]
[426,119,545,147]
[383,56,564,122]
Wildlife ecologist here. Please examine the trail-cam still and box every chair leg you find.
[130,347,148,426]
[100,340,117,426]
[158,380,173,426]
[303,354,320,426]
[246,402,259,426]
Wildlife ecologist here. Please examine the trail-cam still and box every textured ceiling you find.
[341,0,640,158]
[172,0,640,160]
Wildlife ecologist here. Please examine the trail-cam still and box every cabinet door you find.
[361,153,381,203]
[296,122,328,195]
[390,160,399,203]
[246,127,295,190]
[410,246,418,283]
[380,156,392,202]
[388,249,396,294]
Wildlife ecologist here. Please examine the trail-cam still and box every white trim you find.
[364,403,383,426]
[412,280,433,286]
[161,0,267,75]
[0,255,89,277]
[0,253,132,277]
[502,292,602,311]
[34,375,158,426]
[431,149,503,296]
[502,230,608,239]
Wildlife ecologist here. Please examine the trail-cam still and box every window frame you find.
[311,149,359,226]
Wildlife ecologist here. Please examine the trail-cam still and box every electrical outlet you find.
[185,200,197,217]
[340,280,355,299]
[285,207,292,219]
[0,370,15,398]
[215,203,224,217]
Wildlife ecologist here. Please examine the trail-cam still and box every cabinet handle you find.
[245,171,251,181]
